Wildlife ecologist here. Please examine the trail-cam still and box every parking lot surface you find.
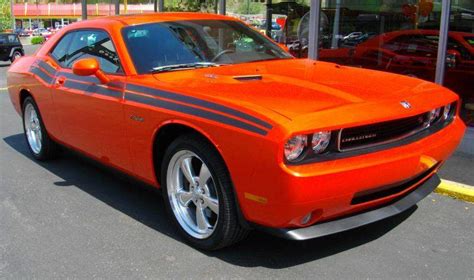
[1,45,473,279]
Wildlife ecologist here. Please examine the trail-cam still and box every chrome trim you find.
[233,75,263,81]
[337,115,427,152]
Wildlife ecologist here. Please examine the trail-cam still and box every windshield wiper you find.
[151,62,221,73]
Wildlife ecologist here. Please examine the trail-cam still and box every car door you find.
[49,29,130,170]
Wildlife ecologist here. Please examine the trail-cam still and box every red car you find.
[352,30,474,105]
[7,13,465,250]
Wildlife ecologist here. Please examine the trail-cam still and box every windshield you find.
[122,20,292,74]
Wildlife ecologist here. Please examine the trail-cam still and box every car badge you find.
[400,101,412,109]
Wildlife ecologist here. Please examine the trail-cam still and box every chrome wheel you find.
[24,103,42,154]
[166,150,219,239]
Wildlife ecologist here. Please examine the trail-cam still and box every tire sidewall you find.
[161,136,233,250]
[22,97,49,160]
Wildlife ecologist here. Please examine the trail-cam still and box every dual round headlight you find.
[284,131,331,162]
[426,103,455,127]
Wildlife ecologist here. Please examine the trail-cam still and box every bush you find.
[31,37,45,45]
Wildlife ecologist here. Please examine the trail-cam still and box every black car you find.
[0,33,24,63]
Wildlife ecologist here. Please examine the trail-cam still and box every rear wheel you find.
[161,134,248,250]
[22,97,59,160]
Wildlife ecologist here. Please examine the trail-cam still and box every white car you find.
[32,28,51,37]
[343,32,363,41]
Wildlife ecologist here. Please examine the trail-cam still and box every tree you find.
[0,0,13,32]
[165,0,217,12]
[235,1,263,15]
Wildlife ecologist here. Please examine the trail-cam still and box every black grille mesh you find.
[339,113,427,151]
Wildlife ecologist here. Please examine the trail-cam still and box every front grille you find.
[338,113,428,151]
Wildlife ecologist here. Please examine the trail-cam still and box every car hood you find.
[152,58,443,120]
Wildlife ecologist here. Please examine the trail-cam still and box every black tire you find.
[22,96,59,161]
[161,134,248,250]
[10,50,22,63]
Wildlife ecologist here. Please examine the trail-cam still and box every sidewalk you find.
[440,151,474,186]
[457,126,474,155]
[19,36,32,46]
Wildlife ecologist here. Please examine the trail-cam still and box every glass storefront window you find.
[283,0,473,127]
[447,0,474,127]
[316,1,442,83]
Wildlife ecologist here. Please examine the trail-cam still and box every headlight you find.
[312,131,331,154]
[426,107,442,126]
[284,135,307,162]
[443,103,452,120]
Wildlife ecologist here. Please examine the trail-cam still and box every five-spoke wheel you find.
[161,134,248,250]
[167,150,219,239]
[22,96,59,160]
[24,102,43,155]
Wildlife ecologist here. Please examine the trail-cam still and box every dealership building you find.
[11,0,474,153]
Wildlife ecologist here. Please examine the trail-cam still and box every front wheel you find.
[22,97,59,160]
[161,134,248,250]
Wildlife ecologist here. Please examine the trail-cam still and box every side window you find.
[50,32,74,66]
[0,35,19,44]
[66,30,122,73]
[390,35,437,57]
[8,35,19,44]
[50,30,122,74]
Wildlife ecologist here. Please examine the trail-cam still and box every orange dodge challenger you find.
[7,13,466,250]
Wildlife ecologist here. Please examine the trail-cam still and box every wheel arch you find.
[9,47,24,57]
[151,120,251,229]
[152,120,222,185]
[19,88,34,111]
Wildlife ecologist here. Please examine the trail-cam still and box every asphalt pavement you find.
[0,45,473,279]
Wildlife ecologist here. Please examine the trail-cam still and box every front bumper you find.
[238,117,465,228]
[257,173,440,240]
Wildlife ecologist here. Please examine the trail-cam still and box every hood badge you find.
[400,101,412,109]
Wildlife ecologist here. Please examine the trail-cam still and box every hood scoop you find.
[233,75,262,82]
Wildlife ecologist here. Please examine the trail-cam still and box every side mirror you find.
[72,58,109,84]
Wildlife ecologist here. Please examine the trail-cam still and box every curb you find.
[435,179,474,203]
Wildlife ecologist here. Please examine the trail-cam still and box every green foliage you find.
[165,0,218,12]
[31,37,45,45]
[0,0,13,32]
[234,2,263,15]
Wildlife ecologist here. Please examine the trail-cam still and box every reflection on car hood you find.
[152,58,441,120]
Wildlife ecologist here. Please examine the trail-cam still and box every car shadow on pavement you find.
[4,133,417,269]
